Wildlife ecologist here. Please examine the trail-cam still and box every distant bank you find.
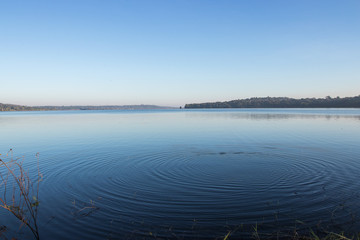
[185,95,360,108]
[0,104,174,112]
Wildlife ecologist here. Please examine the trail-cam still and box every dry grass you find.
[0,149,42,240]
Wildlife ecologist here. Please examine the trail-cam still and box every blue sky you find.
[1,0,359,106]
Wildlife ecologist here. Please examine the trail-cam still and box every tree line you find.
[0,103,46,111]
[185,96,360,108]
[0,104,171,112]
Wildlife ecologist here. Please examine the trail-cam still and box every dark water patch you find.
[194,151,261,156]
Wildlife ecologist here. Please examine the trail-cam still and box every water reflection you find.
[0,109,360,239]
[185,109,360,121]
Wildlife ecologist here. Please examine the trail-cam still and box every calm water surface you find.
[1,109,360,239]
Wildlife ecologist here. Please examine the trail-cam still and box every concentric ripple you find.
[1,109,359,239]
[38,146,360,239]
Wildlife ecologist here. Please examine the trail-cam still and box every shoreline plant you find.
[0,150,42,240]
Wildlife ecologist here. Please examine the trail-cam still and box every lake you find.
[1,109,360,239]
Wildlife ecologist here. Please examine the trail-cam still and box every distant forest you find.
[185,96,360,108]
[0,104,171,112]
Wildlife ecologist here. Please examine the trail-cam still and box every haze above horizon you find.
[1,0,359,107]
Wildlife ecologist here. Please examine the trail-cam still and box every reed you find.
[218,224,360,240]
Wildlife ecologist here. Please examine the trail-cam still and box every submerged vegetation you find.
[185,95,360,108]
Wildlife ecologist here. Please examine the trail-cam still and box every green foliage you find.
[185,95,360,108]
[0,103,43,111]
